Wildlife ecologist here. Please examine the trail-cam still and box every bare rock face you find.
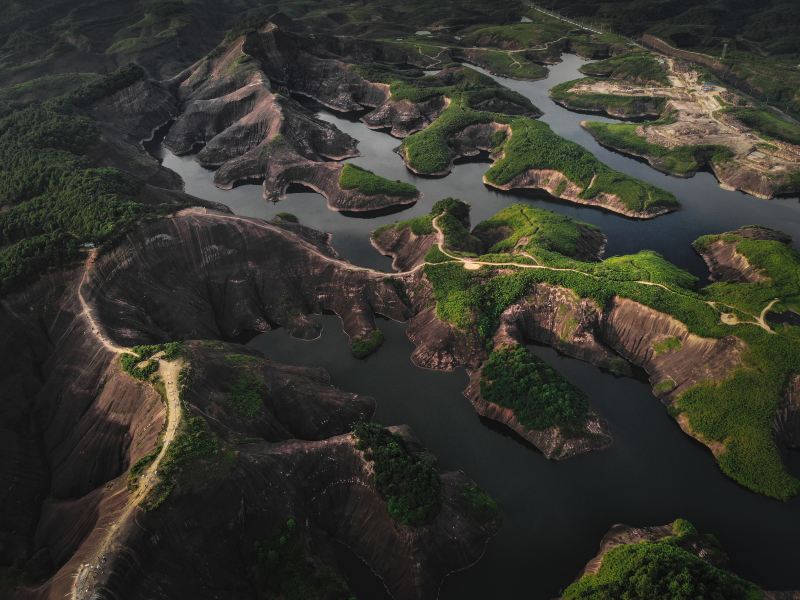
[243,25,390,112]
[602,297,744,399]
[0,269,167,599]
[696,225,791,283]
[256,149,420,212]
[164,30,423,212]
[484,168,673,219]
[774,375,800,450]
[90,77,182,190]
[402,271,744,459]
[372,224,438,272]
[166,36,359,171]
[85,208,411,345]
[363,96,447,137]
[3,209,499,600]
[494,285,620,370]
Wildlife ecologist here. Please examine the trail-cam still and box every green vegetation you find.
[146,413,221,510]
[273,212,299,223]
[462,49,548,80]
[486,118,678,214]
[432,198,483,254]
[351,329,385,359]
[353,421,441,526]
[0,65,186,291]
[401,102,499,174]
[473,203,601,259]
[460,21,568,49]
[225,373,264,419]
[419,199,800,498]
[481,345,588,430]
[0,73,101,107]
[385,213,435,236]
[584,120,734,176]
[562,519,761,599]
[550,79,667,118]
[653,378,676,395]
[459,481,501,522]
[355,64,536,175]
[653,336,682,355]
[339,163,417,198]
[537,0,800,117]
[580,52,669,85]
[725,106,800,146]
[120,354,159,380]
[127,446,161,491]
[254,517,352,600]
[121,342,183,379]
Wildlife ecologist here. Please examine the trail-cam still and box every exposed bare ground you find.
[572,58,800,195]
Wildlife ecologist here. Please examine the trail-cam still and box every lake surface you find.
[151,54,800,598]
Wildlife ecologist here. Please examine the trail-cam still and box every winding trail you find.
[71,251,185,599]
[77,249,133,355]
[424,214,777,333]
[186,208,779,334]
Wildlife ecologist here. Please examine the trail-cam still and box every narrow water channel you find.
[150,54,800,598]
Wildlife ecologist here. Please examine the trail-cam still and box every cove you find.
[247,316,800,599]
[150,53,800,599]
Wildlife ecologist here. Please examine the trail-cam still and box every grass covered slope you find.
[472,203,603,260]
[725,106,800,147]
[400,102,498,174]
[418,199,800,499]
[549,50,669,119]
[583,120,733,177]
[579,51,670,86]
[485,118,678,216]
[339,163,417,197]
[562,520,762,600]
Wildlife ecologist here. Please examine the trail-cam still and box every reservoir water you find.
[149,54,800,598]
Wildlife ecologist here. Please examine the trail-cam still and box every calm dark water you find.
[152,55,800,598]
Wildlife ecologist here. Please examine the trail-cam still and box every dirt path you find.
[426,215,777,333]
[70,358,183,599]
[77,250,132,355]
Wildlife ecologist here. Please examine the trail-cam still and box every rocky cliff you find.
[85,207,410,345]
[163,28,425,212]
[61,343,499,600]
[2,207,498,600]
[484,167,673,219]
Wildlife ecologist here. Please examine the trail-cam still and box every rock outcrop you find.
[61,343,499,600]
[85,207,410,344]
[696,225,791,283]
[164,28,424,212]
[372,224,438,272]
[91,77,182,190]
[2,208,498,600]
[400,274,743,459]
[363,96,448,137]
[774,374,800,450]
[484,168,673,219]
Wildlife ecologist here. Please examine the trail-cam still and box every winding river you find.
[150,54,800,599]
